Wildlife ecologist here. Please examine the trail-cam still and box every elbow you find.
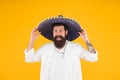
[89,51,98,62]
[25,56,36,63]
[24,48,36,63]
[85,54,98,62]
[82,50,99,62]
[89,54,99,62]
[25,58,34,63]
[89,57,98,62]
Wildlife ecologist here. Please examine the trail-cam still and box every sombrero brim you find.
[38,16,83,41]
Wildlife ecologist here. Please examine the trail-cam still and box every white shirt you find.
[24,40,98,80]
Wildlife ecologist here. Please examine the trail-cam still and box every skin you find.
[78,30,96,53]
[53,26,68,41]
[27,26,96,54]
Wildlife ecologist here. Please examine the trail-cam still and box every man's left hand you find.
[78,29,89,42]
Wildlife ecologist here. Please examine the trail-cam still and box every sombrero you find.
[38,15,83,41]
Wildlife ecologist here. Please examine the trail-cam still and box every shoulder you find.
[40,42,54,49]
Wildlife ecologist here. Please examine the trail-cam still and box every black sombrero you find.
[38,15,83,41]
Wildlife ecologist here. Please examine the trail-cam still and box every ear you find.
[65,30,68,35]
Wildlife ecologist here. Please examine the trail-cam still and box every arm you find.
[85,40,96,53]
[78,29,98,62]
[78,29,96,54]
[24,28,41,63]
[27,27,40,51]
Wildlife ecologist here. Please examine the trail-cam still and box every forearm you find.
[85,40,96,54]
[27,27,40,51]
[27,39,35,51]
[25,39,36,63]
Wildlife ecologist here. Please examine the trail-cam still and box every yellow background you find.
[0,0,120,80]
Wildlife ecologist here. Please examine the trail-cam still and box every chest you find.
[43,49,79,65]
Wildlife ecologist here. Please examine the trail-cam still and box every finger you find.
[32,28,36,31]
[39,32,41,34]
[78,32,80,34]
[38,32,41,34]
[35,27,38,30]
[78,31,84,34]
[33,28,38,32]
[78,32,83,36]
[78,29,84,32]
[80,29,86,34]
[80,29,84,32]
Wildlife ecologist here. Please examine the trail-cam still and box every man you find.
[24,15,98,80]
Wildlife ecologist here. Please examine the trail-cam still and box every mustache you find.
[54,36,63,40]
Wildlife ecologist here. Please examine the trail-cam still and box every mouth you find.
[56,37,62,41]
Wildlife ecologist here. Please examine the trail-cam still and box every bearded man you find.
[24,15,98,80]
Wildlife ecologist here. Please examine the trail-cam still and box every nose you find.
[55,31,61,35]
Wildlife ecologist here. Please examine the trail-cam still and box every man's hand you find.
[78,29,89,42]
[27,27,41,51]
[30,27,41,41]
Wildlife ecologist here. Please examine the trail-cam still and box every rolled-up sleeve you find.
[24,47,44,63]
[77,44,98,62]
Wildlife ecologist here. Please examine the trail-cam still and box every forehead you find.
[53,25,64,30]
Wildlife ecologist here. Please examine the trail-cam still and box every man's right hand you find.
[27,27,41,51]
[30,27,41,41]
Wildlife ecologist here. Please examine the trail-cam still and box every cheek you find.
[63,33,65,36]
[53,33,57,37]
[53,34,55,37]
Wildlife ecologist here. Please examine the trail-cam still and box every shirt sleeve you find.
[76,44,98,62]
[24,46,44,63]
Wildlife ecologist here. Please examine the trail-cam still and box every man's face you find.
[53,25,68,41]
[53,25,68,48]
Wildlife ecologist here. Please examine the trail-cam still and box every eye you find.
[54,30,57,33]
[59,30,63,33]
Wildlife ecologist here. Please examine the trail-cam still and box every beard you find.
[53,35,67,49]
